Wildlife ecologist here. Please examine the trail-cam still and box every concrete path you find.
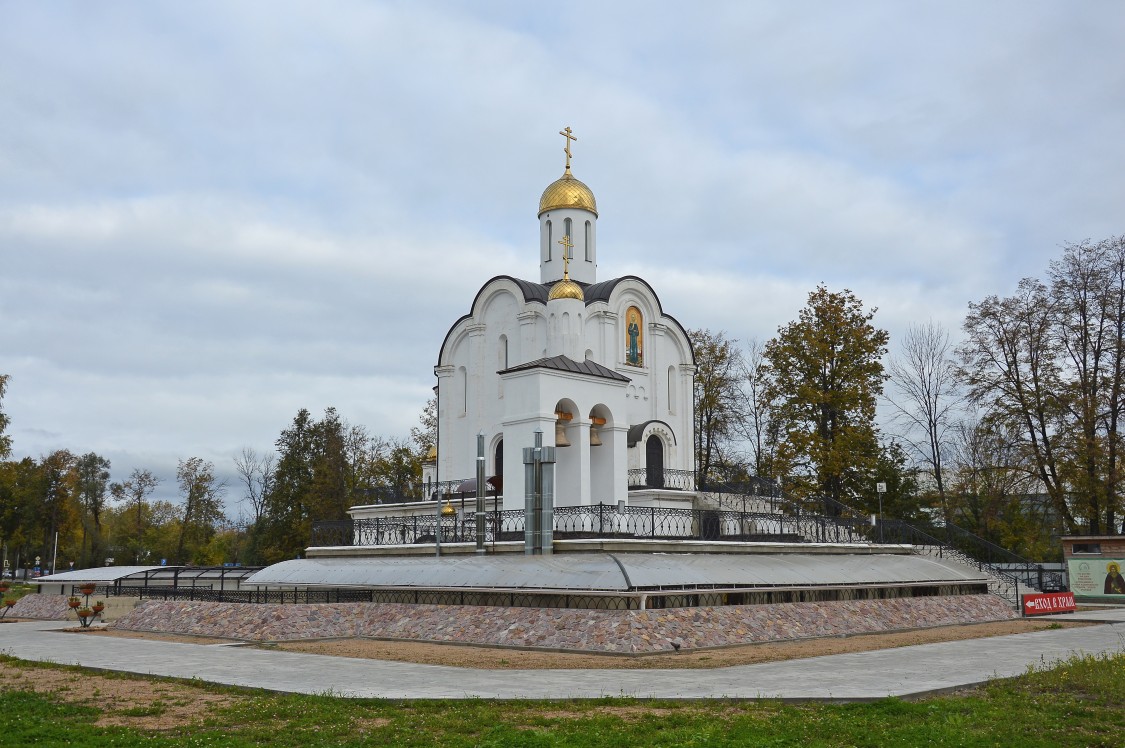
[2,612,1124,701]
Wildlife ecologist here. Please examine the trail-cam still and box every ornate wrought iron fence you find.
[312,503,828,547]
[627,468,698,490]
[349,478,482,505]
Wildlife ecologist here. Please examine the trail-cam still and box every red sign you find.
[1022,591,1076,616]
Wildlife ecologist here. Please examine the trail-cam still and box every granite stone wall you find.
[112,594,1018,653]
[6,593,73,620]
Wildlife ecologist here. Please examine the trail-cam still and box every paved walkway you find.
[1,610,1123,701]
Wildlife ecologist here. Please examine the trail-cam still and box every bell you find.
[555,420,571,447]
[589,425,602,447]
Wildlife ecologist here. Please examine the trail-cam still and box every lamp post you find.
[876,482,887,543]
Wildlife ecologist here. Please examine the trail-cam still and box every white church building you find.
[428,129,697,511]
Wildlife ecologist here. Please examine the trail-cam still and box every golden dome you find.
[549,277,584,301]
[538,168,598,216]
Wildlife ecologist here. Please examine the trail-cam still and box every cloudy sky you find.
[2,1,1123,511]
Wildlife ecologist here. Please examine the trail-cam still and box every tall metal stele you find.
[523,430,556,555]
[475,431,487,554]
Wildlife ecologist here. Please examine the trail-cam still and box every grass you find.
[0,651,1123,746]
[0,583,34,602]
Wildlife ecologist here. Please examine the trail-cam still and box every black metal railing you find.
[627,468,697,491]
[310,503,869,547]
[792,492,1063,593]
[349,478,485,505]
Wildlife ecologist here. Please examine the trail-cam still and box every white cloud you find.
[2,0,1124,508]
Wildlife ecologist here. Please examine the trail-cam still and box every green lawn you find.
[1,651,1123,746]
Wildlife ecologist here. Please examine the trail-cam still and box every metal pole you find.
[51,531,58,575]
[434,477,442,558]
[476,431,486,554]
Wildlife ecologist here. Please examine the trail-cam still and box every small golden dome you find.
[441,500,456,517]
[424,446,437,462]
[549,277,584,301]
[539,168,598,216]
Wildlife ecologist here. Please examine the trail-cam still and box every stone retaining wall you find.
[6,593,73,620]
[113,594,1017,653]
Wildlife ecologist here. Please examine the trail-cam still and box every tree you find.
[109,469,160,564]
[173,457,226,564]
[258,408,353,562]
[742,340,780,482]
[410,396,437,455]
[857,439,924,524]
[764,286,889,508]
[959,237,1125,535]
[39,449,78,568]
[1048,236,1125,534]
[958,278,1068,524]
[690,329,748,490]
[886,321,961,521]
[946,417,1054,557]
[233,447,274,525]
[74,453,111,567]
[0,374,11,459]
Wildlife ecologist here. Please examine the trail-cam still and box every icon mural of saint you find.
[626,307,643,366]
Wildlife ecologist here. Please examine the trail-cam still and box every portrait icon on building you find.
[625,306,643,366]
[1106,561,1125,595]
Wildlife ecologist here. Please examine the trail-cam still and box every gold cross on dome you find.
[559,126,577,170]
[558,234,574,276]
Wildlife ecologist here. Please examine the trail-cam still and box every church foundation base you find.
[112,594,1016,653]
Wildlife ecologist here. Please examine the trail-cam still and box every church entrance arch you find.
[646,435,665,488]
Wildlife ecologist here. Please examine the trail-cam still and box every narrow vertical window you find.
[459,366,468,415]
[585,221,592,261]
[564,218,572,259]
[546,220,552,261]
[667,366,676,414]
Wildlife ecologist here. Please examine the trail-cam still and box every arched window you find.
[494,439,504,485]
[585,221,592,261]
[545,220,552,261]
[646,435,665,488]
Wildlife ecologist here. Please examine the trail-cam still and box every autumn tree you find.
[109,468,160,564]
[690,329,748,490]
[0,374,11,459]
[258,408,352,562]
[959,236,1125,535]
[74,452,111,567]
[173,457,226,564]
[410,396,437,455]
[764,286,889,508]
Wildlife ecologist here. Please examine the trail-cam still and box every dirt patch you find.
[253,618,1089,669]
[62,627,236,646]
[0,659,244,730]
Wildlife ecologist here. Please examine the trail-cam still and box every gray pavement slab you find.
[1,616,1124,700]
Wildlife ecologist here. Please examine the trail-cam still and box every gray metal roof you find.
[245,553,987,592]
[32,566,170,583]
[33,566,263,584]
[500,355,631,382]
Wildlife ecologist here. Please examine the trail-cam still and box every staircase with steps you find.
[699,483,1051,608]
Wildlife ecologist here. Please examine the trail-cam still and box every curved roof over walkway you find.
[244,553,986,592]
